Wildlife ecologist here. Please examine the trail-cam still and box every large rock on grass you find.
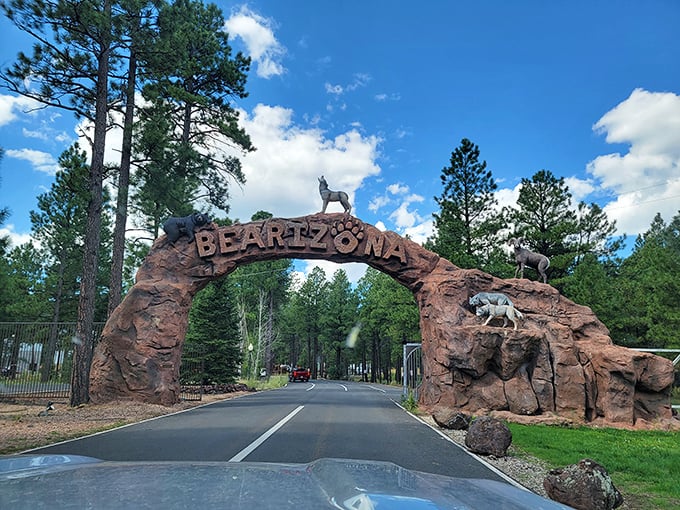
[543,458,623,510]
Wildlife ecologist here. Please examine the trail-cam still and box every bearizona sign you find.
[195,217,407,264]
[90,213,675,428]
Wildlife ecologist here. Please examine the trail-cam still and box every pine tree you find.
[185,278,241,383]
[133,0,253,228]
[430,138,502,270]
[1,0,116,405]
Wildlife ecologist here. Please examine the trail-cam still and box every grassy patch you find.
[239,374,289,391]
[400,391,419,413]
[508,423,680,510]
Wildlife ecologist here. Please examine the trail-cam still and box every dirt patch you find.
[0,393,246,455]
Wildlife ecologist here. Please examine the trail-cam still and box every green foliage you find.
[430,138,504,270]
[186,277,241,383]
[509,424,680,508]
[239,374,288,391]
[357,268,420,383]
[606,213,680,347]
[400,391,418,413]
[507,170,621,285]
[3,243,50,321]
[320,269,358,379]
[133,0,253,229]
[508,170,577,279]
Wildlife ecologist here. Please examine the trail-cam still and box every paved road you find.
[30,380,508,481]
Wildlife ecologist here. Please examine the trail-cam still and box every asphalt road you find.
[29,380,509,481]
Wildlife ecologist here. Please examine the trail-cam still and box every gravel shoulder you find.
[0,394,244,455]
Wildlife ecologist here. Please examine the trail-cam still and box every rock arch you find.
[90,214,674,427]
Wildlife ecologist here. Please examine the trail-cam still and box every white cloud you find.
[226,103,381,221]
[73,117,123,180]
[5,148,58,175]
[0,94,38,127]
[588,88,680,235]
[0,225,33,250]
[402,219,434,245]
[389,195,425,229]
[564,177,595,203]
[494,184,521,212]
[368,195,390,212]
[374,92,401,102]
[224,6,286,79]
[387,183,409,195]
[325,83,344,95]
[325,74,371,97]
[367,183,430,240]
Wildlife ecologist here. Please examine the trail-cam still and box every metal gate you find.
[0,322,104,400]
[1,323,206,402]
[402,342,422,399]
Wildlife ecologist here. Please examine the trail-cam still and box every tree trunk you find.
[41,261,64,383]
[108,49,137,316]
[71,4,110,406]
[264,291,273,375]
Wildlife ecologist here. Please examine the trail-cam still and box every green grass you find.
[400,391,419,413]
[239,374,289,391]
[508,423,680,510]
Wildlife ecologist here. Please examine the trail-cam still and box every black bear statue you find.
[162,212,211,243]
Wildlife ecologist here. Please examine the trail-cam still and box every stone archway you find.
[90,214,674,427]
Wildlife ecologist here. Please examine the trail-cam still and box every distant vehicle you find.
[289,366,310,382]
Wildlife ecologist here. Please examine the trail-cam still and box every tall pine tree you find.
[429,138,502,270]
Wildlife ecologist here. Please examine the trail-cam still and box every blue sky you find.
[1,1,680,282]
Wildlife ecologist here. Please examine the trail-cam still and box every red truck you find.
[289,366,310,382]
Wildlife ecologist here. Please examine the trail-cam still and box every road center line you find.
[228,405,304,462]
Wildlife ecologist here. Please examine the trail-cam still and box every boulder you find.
[464,416,512,457]
[432,408,472,430]
[543,458,623,510]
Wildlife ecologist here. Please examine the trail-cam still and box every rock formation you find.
[464,416,512,457]
[544,459,624,510]
[89,214,675,427]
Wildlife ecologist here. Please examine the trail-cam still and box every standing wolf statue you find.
[318,175,351,214]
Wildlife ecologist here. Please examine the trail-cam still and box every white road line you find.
[305,383,315,391]
[391,399,529,491]
[337,384,348,391]
[228,405,304,462]
[362,384,386,393]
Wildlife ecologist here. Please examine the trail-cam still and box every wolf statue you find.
[476,303,524,331]
[318,175,351,214]
[469,292,513,308]
[162,212,211,243]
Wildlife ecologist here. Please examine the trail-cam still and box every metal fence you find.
[0,322,206,402]
[402,343,422,399]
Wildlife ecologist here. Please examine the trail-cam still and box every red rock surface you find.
[89,214,674,427]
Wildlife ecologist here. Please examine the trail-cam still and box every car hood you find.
[0,455,572,509]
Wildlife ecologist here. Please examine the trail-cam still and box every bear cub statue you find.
[162,212,211,244]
